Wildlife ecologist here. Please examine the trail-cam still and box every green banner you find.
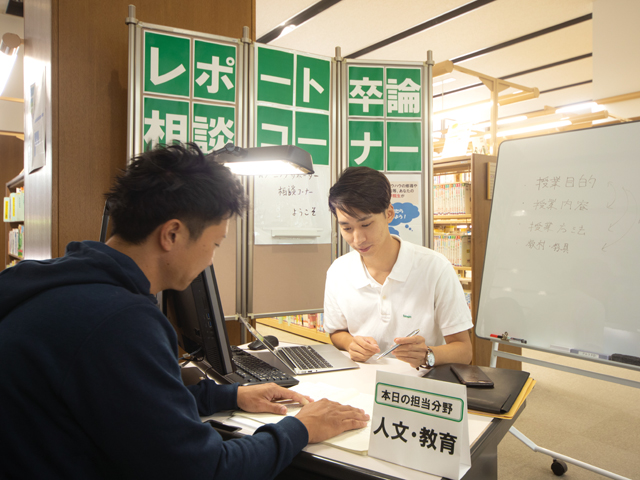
[349,120,384,170]
[144,31,190,98]
[386,67,421,118]
[143,97,190,150]
[193,39,236,103]
[296,111,329,166]
[387,121,422,171]
[192,103,235,153]
[348,66,384,117]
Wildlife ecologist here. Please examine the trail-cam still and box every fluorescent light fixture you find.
[491,120,571,138]
[475,115,528,129]
[276,24,297,40]
[556,102,598,114]
[433,77,456,88]
[212,144,314,176]
[433,100,493,121]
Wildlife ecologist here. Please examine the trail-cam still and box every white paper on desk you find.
[233,382,374,454]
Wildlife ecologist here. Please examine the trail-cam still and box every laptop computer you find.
[238,316,359,375]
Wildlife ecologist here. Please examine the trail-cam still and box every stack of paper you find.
[233,382,374,454]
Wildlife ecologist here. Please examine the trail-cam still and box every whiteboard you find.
[253,164,331,245]
[476,121,640,360]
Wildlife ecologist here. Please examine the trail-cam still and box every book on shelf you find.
[434,234,471,267]
[3,188,24,222]
[434,182,471,216]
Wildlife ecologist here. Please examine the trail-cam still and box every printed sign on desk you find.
[368,370,470,480]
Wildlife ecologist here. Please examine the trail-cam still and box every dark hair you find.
[328,166,391,218]
[105,143,247,244]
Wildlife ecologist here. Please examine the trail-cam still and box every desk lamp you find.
[212,143,314,176]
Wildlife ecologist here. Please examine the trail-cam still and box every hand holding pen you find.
[375,329,420,361]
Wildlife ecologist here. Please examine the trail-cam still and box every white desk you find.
[199,348,524,480]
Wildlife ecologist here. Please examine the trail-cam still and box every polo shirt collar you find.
[348,234,413,288]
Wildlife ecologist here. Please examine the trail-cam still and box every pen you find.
[490,333,527,344]
[375,329,420,361]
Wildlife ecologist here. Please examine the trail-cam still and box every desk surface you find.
[201,347,519,480]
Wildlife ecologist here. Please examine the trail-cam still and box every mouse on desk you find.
[248,335,279,350]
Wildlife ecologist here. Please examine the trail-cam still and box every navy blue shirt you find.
[0,241,307,479]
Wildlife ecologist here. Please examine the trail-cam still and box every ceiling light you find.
[492,120,572,138]
[276,24,297,40]
[433,78,456,88]
[556,102,598,114]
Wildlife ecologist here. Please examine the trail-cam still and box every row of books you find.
[273,313,326,333]
[434,173,471,184]
[3,188,25,222]
[433,182,471,216]
[8,225,24,259]
[434,234,471,267]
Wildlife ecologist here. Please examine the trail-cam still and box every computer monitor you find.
[163,265,235,377]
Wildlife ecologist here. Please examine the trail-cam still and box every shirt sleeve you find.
[61,304,308,480]
[187,380,238,416]
[433,261,474,337]
[322,268,348,334]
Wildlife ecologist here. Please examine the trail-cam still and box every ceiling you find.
[2,1,638,149]
[256,0,638,151]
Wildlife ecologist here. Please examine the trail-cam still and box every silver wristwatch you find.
[421,346,435,368]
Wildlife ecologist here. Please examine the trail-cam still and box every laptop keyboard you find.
[281,345,333,371]
[231,346,297,385]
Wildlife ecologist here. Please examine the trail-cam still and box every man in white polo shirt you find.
[323,166,473,369]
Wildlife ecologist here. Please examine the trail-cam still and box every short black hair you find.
[328,166,391,218]
[106,143,247,244]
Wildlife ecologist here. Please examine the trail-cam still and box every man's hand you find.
[392,334,427,368]
[237,383,312,415]
[347,336,380,362]
[295,399,370,443]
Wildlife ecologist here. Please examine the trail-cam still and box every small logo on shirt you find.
[403,314,412,318]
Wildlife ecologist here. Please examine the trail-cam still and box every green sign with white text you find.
[193,40,236,103]
[296,111,329,166]
[144,32,191,98]
[143,97,190,150]
[348,120,384,170]
[387,121,421,171]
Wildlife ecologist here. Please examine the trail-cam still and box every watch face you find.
[427,352,435,367]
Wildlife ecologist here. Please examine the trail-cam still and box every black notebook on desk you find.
[423,364,530,414]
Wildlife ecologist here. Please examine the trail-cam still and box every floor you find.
[256,323,640,480]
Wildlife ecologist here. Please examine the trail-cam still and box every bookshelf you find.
[4,172,25,269]
[256,316,331,344]
[433,154,521,368]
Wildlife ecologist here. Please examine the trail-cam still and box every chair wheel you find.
[551,459,568,476]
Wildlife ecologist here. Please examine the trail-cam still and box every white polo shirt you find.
[323,235,473,352]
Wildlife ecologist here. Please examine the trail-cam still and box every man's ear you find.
[158,219,184,252]
[386,204,395,224]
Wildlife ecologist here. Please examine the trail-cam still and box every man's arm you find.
[391,329,472,369]
[330,330,380,362]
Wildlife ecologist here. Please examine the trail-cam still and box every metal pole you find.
[426,51,435,249]
[125,5,138,163]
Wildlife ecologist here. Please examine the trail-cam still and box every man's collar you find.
[347,235,413,288]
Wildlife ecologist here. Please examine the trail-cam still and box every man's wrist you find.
[419,346,436,369]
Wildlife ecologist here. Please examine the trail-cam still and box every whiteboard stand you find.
[489,339,638,479]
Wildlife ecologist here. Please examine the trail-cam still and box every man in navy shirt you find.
[0,143,368,479]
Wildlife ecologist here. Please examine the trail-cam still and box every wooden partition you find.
[251,244,331,314]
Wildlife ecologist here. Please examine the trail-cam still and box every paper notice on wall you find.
[29,68,47,173]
